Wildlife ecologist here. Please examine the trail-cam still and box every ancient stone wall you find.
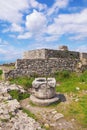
[23,49,46,59]
[80,53,87,65]
[45,49,80,59]
[4,58,80,79]
[23,49,80,59]
[3,47,87,79]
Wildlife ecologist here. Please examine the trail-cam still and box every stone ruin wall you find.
[4,58,80,79]
[23,49,46,59]
[23,49,80,59]
[3,48,87,79]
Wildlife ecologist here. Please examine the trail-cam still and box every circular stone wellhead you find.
[32,78,56,99]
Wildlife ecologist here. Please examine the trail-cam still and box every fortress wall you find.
[4,58,80,79]
[45,49,80,59]
[23,49,80,59]
[23,49,46,59]
[3,47,87,80]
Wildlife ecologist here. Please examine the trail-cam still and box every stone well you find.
[30,78,60,106]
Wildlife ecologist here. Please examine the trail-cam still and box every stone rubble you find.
[0,81,45,130]
[0,81,25,93]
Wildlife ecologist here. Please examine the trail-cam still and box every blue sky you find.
[0,0,87,63]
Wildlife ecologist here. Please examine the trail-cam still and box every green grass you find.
[79,95,87,127]
[63,95,87,127]
[0,69,3,80]
[8,90,30,101]
[22,108,37,120]
[0,69,3,75]
[9,76,34,90]
[53,70,87,128]
[55,71,87,93]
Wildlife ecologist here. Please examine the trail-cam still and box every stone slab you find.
[30,95,60,106]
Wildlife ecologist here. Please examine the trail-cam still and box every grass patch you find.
[0,69,3,80]
[55,70,71,82]
[79,70,87,83]
[79,95,87,127]
[0,69,3,75]
[22,108,37,120]
[64,95,87,127]
[9,76,34,90]
[0,118,9,122]
[56,71,87,93]
[8,90,30,101]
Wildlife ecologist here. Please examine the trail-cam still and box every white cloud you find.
[47,8,87,41]
[55,9,87,24]
[0,48,22,61]
[76,45,87,52]
[26,10,47,32]
[10,23,23,32]
[48,0,69,15]
[28,0,47,11]
[0,40,23,61]
[0,0,29,23]
[0,0,47,24]
[17,32,32,39]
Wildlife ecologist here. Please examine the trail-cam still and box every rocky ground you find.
[20,98,79,130]
[0,81,86,130]
[0,81,44,130]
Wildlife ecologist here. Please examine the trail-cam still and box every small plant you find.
[8,90,30,101]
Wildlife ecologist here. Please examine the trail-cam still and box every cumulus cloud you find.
[17,32,32,39]
[26,10,47,32]
[0,0,29,23]
[47,8,87,40]
[10,23,23,32]
[0,0,47,24]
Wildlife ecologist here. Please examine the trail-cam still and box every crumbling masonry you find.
[3,46,87,79]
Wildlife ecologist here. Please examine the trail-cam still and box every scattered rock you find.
[44,123,50,129]
[53,113,64,121]
[0,82,25,94]
[75,99,79,102]
[76,87,80,91]
[0,81,44,130]
[51,110,57,114]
